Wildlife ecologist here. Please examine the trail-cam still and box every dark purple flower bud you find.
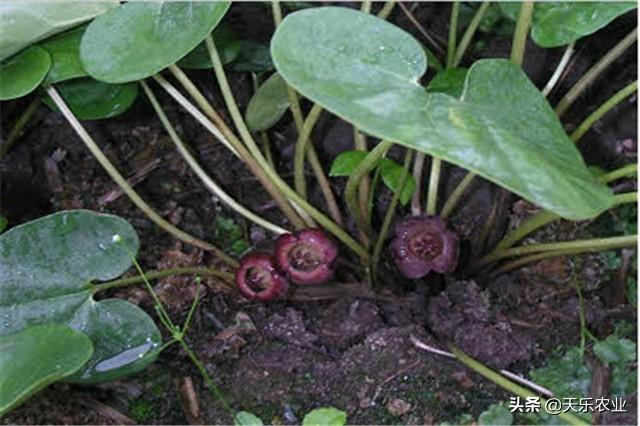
[236,253,289,301]
[274,229,338,285]
[390,216,458,279]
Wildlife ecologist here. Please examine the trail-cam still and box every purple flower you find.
[274,229,338,285]
[390,216,459,279]
[236,253,289,301]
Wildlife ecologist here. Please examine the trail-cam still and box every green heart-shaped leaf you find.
[329,150,369,177]
[43,78,138,120]
[500,2,637,48]
[0,210,161,384]
[426,68,468,99]
[80,1,230,83]
[0,46,51,100]
[0,324,93,416]
[302,407,347,426]
[0,1,118,62]
[230,41,274,73]
[245,72,290,132]
[40,25,88,84]
[329,150,415,205]
[379,158,416,205]
[272,7,613,220]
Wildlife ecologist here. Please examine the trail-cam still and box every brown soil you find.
[1,2,637,425]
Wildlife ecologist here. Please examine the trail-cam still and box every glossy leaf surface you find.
[0,210,161,383]
[245,73,290,131]
[272,7,613,219]
[0,324,93,416]
[533,2,636,47]
[0,46,51,100]
[0,0,117,61]
[500,2,637,47]
[81,1,230,82]
[44,78,138,120]
[40,25,87,83]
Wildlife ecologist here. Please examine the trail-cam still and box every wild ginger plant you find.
[0,1,637,423]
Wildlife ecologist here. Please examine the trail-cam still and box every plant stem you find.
[141,80,289,236]
[398,2,445,56]
[355,0,375,238]
[571,80,638,143]
[440,172,477,219]
[346,140,392,243]
[491,245,630,276]
[0,97,39,159]
[180,278,201,337]
[154,72,238,156]
[489,191,637,254]
[425,158,442,215]
[411,153,425,216]
[294,106,344,226]
[449,345,588,426]
[271,0,283,24]
[453,1,491,67]
[251,73,275,167]
[123,242,233,420]
[574,275,588,355]
[372,150,412,278]
[293,103,322,197]
[121,239,176,332]
[556,28,637,117]
[206,36,368,259]
[510,0,534,66]
[377,1,396,19]
[446,2,460,69]
[600,163,637,184]
[179,340,233,416]
[367,167,382,223]
[157,70,305,229]
[542,42,575,97]
[206,36,316,227]
[482,234,637,264]
[354,128,372,244]
[271,2,343,227]
[166,65,240,152]
[92,266,234,294]
[45,84,238,268]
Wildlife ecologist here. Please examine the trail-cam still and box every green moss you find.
[129,398,158,423]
